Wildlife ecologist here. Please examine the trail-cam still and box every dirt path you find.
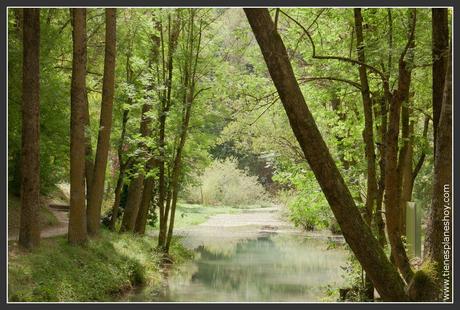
[173,205,344,251]
[8,207,69,241]
[174,206,295,250]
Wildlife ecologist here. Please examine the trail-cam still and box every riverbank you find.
[8,229,192,302]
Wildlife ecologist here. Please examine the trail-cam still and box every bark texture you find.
[86,8,117,236]
[431,9,449,154]
[424,44,452,289]
[244,8,408,301]
[384,9,416,283]
[19,8,41,249]
[68,8,88,244]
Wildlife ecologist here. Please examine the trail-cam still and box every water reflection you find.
[131,233,347,302]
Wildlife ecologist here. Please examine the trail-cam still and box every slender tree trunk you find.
[424,44,452,298]
[109,109,130,230]
[384,9,416,283]
[432,9,449,155]
[86,8,117,236]
[354,8,378,229]
[109,49,133,230]
[68,8,88,245]
[158,14,181,248]
[244,8,408,301]
[375,95,387,247]
[19,8,41,249]
[165,96,193,251]
[354,8,378,301]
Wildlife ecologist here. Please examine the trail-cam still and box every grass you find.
[8,229,192,302]
[8,194,60,235]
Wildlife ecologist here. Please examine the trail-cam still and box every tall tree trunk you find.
[354,8,378,229]
[244,8,408,301]
[424,44,452,298]
[134,18,162,235]
[384,9,416,283]
[19,8,41,249]
[68,8,88,245]
[86,8,117,236]
[158,14,181,248]
[109,49,133,230]
[164,10,198,252]
[432,9,449,156]
[165,94,193,251]
[354,8,378,301]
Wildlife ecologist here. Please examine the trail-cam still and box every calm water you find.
[127,232,347,302]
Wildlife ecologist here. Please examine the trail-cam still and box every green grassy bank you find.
[8,229,192,302]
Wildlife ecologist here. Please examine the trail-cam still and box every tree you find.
[424,43,452,299]
[68,8,88,244]
[383,9,416,283]
[244,8,408,301]
[134,17,162,235]
[157,13,181,248]
[19,8,41,249]
[431,9,449,155]
[86,8,117,236]
[164,10,202,251]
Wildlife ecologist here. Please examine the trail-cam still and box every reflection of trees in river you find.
[182,235,346,300]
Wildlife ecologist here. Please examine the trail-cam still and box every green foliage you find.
[275,165,337,232]
[8,229,192,302]
[184,158,270,207]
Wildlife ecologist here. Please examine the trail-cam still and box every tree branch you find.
[279,9,387,82]
[299,76,362,91]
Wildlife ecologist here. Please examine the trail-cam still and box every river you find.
[125,206,348,302]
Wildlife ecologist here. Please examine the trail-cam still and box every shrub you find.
[184,158,268,206]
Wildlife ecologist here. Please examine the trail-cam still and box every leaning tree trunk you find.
[68,8,88,245]
[244,8,408,301]
[19,8,41,249]
[86,8,117,236]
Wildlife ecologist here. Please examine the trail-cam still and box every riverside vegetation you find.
[8,7,452,302]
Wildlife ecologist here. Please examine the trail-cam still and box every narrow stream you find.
[126,230,347,302]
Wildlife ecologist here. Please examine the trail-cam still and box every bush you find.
[286,194,332,231]
[184,158,268,206]
[275,166,339,233]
